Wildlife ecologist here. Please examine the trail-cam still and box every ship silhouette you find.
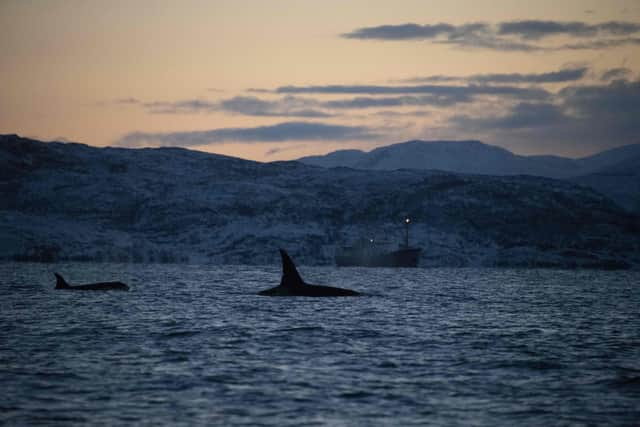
[335,218,422,267]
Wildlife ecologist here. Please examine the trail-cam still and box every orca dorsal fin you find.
[54,273,69,289]
[279,249,305,288]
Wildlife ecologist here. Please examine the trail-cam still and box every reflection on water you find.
[1,263,639,426]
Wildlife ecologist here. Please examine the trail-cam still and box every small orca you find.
[54,273,129,291]
[259,249,360,297]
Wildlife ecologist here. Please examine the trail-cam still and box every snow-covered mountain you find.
[2,134,639,268]
[299,140,640,179]
[299,140,640,213]
[571,154,640,213]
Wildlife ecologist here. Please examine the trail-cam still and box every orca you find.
[259,249,360,297]
[54,273,129,291]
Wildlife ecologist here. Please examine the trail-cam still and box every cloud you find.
[143,99,218,114]
[470,67,588,84]
[600,67,632,81]
[124,80,557,118]
[276,83,550,100]
[128,96,330,117]
[117,122,377,147]
[398,75,460,84]
[342,20,640,51]
[448,78,640,149]
[450,102,568,130]
[323,94,472,108]
[342,21,541,51]
[436,32,541,52]
[560,78,640,119]
[114,97,141,105]
[219,96,330,117]
[246,88,271,93]
[498,20,640,40]
[342,21,538,51]
[124,82,550,118]
[371,110,431,118]
[113,78,640,155]
[96,97,140,107]
[342,23,460,40]
[402,67,588,84]
[560,37,640,50]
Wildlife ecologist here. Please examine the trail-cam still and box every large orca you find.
[54,273,129,291]
[259,249,360,297]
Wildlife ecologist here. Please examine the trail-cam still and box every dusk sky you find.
[2,0,640,161]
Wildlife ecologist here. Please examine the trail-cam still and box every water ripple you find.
[0,263,639,426]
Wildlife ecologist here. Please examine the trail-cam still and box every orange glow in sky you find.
[2,0,640,160]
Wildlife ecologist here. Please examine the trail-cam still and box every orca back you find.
[54,273,129,291]
[72,282,129,291]
[259,249,360,297]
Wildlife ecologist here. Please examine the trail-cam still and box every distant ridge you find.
[570,153,640,212]
[298,139,640,179]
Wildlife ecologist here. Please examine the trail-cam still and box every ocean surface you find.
[1,263,639,426]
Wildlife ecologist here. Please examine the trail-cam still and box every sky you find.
[2,0,640,161]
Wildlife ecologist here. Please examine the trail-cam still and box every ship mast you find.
[404,217,410,248]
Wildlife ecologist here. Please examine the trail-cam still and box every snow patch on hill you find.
[2,134,639,268]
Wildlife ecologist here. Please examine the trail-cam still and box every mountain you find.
[571,155,640,213]
[299,140,640,212]
[299,140,640,178]
[577,144,640,172]
[2,134,639,268]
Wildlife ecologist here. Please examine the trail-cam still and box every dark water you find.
[1,263,639,426]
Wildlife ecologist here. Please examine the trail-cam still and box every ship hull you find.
[336,248,421,268]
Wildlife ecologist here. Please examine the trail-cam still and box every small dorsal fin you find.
[54,273,69,289]
[279,249,305,287]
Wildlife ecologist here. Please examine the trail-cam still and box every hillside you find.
[571,155,640,213]
[1,134,639,268]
